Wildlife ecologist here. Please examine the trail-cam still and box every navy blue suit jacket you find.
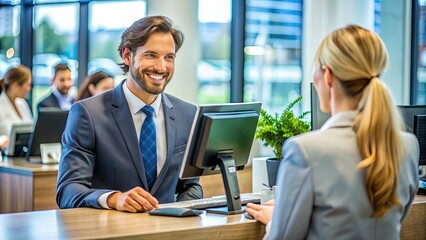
[56,80,202,209]
[37,92,75,111]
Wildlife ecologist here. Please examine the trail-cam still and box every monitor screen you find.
[25,109,69,162]
[414,115,426,166]
[6,123,33,157]
[398,105,426,132]
[180,102,261,214]
[310,82,331,130]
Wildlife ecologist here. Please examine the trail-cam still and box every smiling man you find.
[56,16,203,212]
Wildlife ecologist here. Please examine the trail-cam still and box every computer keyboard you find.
[158,193,261,210]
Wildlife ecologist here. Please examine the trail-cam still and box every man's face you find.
[128,32,176,95]
[53,69,73,95]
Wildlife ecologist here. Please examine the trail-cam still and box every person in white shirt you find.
[0,65,33,148]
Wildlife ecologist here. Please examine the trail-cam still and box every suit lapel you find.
[150,94,176,194]
[110,81,149,190]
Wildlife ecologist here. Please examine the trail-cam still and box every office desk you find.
[0,208,266,240]
[0,196,424,240]
[0,157,59,213]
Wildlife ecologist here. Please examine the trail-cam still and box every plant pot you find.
[252,157,280,193]
[266,158,280,187]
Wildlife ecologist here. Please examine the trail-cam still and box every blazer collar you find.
[321,110,357,131]
[150,93,176,194]
[110,80,148,188]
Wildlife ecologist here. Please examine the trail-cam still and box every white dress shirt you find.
[52,86,74,111]
[98,80,167,208]
[0,92,33,137]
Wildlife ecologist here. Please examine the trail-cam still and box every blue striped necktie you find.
[140,105,157,191]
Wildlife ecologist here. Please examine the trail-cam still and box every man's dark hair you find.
[53,62,71,78]
[117,15,184,74]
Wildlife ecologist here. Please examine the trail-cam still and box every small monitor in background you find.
[310,82,331,130]
[25,109,69,163]
[414,115,426,166]
[397,105,426,133]
[6,123,33,157]
[180,102,261,215]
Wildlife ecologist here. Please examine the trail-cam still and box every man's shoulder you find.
[37,92,56,106]
[77,90,113,107]
[163,93,196,109]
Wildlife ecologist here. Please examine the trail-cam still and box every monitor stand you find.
[206,152,244,215]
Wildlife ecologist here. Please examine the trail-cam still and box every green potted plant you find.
[255,96,311,187]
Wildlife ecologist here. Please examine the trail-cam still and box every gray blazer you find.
[268,111,419,240]
[56,80,202,209]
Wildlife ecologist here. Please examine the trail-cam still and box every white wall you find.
[147,0,200,105]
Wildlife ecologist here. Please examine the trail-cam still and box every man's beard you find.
[57,87,69,96]
[130,66,172,95]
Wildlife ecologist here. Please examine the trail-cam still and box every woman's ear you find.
[323,66,333,88]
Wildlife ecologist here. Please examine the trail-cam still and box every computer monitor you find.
[310,82,331,130]
[6,123,33,157]
[414,115,426,166]
[398,105,426,132]
[398,105,426,167]
[25,109,69,162]
[180,102,261,215]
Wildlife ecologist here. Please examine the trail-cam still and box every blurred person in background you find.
[37,62,75,111]
[0,65,33,148]
[76,71,115,101]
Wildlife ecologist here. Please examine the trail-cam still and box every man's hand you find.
[107,187,159,212]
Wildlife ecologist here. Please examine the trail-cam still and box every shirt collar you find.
[320,110,357,131]
[122,79,162,117]
[52,85,73,102]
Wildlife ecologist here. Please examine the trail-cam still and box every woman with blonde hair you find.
[246,24,419,239]
[0,65,33,148]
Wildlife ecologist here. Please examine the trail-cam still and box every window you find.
[413,0,426,104]
[244,0,303,115]
[197,0,231,103]
[88,1,146,85]
[0,3,20,78]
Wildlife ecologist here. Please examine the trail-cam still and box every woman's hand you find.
[245,200,275,225]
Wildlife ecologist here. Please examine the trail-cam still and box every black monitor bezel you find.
[179,102,261,179]
[413,114,426,166]
[6,123,33,157]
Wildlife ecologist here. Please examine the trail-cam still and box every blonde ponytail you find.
[354,77,404,217]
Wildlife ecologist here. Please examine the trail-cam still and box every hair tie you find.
[370,75,380,80]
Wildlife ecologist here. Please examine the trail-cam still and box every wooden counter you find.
[0,157,59,213]
[0,208,265,240]
[0,196,424,240]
